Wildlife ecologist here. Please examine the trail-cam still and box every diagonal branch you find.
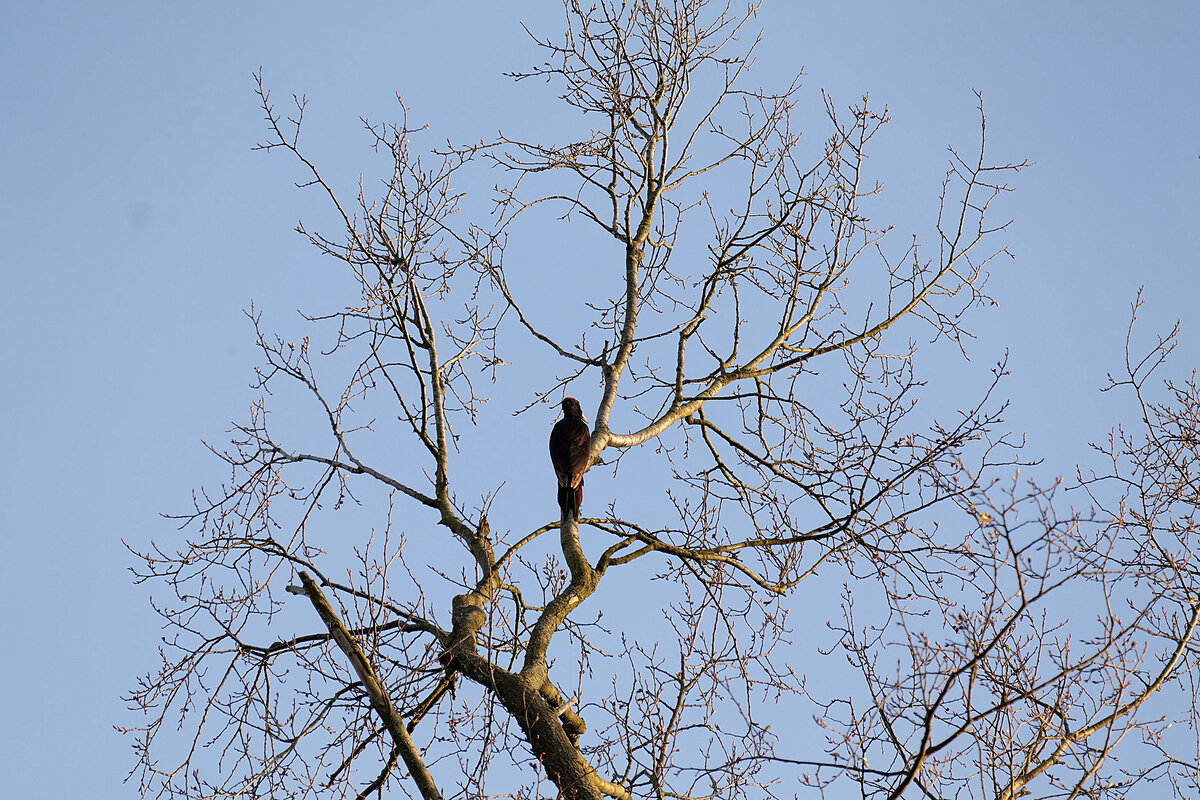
[290,571,443,800]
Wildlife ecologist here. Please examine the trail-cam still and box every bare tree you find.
[124,3,1200,799]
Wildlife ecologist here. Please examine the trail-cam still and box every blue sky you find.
[1,2,1197,797]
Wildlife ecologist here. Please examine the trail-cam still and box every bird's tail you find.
[557,481,584,520]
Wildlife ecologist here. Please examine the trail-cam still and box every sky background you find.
[2,2,1197,797]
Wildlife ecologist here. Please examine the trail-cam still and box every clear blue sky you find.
[1,2,1197,797]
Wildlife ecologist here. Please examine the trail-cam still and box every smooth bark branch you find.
[523,511,599,676]
[293,571,443,800]
[444,604,615,800]
[997,601,1200,800]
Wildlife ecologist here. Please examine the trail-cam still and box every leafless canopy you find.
[125,2,1200,799]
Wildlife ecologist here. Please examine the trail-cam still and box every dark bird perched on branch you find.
[549,397,591,520]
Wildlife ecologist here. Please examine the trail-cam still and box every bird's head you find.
[561,396,584,419]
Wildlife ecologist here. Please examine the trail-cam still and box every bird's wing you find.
[550,419,592,487]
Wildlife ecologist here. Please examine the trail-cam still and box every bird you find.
[548,397,592,520]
